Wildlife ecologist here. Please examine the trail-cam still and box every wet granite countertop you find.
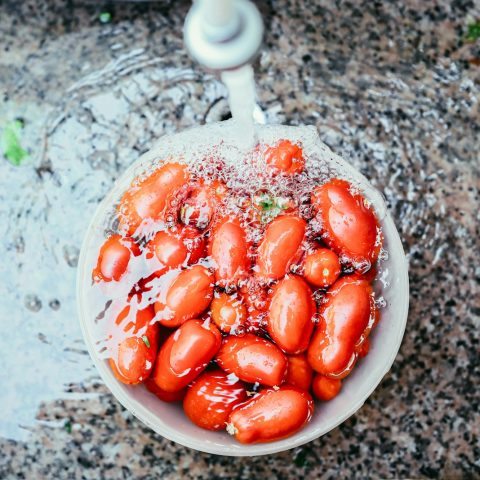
[1,0,479,478]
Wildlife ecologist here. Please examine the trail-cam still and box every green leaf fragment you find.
[142,335,150,348]
[99,11,112,24]
[1,120,28,166]
[64,420,72,433]
[466,21,480,41]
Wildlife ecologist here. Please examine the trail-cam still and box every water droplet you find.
[25,294,42,312]
[63,245,79,267]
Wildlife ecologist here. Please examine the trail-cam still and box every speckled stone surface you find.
[0,0,479,478]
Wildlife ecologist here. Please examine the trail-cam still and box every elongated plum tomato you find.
[265,140,305,175]
[93,234,139,282]
[311,179,381,267]
[227,386,314,444]
[146,226,206,274]
[109,305,159,385]
[208,216,249,287]
[256,215,306,281]
[151,319,222,392]
[117,162,188,236]
[183,370,247,430]
[312,374,342,401]
[303,248,341,288]
[286,354,313,391]
[210,292,247,334]
[144,378,186,403]
[216,333,287,387]
[155,265,214,327]
[267,275,316,354]
[307,275,375,376]
[239,280,268,333]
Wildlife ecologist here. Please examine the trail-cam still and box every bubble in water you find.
[25,294,42,312]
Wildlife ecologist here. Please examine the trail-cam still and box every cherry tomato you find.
[145,378,186,402]
[183,370,247,430]
[211,292,247,334]
[303,248,341,288]
[227,386,314,444]
[265,140,305,175]
[216,333,287,387]
[312,374,342,401]
[93,234,139,282]
[208,216,250,287]
[286,354,313,391]
[109,305,159,385]
[267,275,316,354]
[311,179,382,268]
[117,162,188,236]
[307,276,375,376]
[151,319,221,392]
[256,215,306,281]
[155,265,214,328]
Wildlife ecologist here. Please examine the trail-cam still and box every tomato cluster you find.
[92,140,382,444]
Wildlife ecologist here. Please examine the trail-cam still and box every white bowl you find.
[77,122,409,456]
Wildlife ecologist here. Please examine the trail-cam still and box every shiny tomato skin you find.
[216,333,287,387]
[147,230,187,270]
[208,216,250,287]
[286,354,313,391]
[155,265,214,327]
[256,215,306,281]
[312,374,342,401]
[210,292,247,334]
[228,386,314,444]
[151,319,222,392]
[93,234,139,282]
[239,279,269,333]
[303,248,341,288]
[117,162,188,236]
[311,179,381,267]
[357,337,370,358]
[145,377,187,402]
[109,305,159,385]
[183,370,247,431]
[267,275,316,354]
[307,275,374,376]
[180,226,207,265]
[265,140,305,175]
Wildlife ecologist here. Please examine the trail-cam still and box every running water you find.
[221,65,257,148]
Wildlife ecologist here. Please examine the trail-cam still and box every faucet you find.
[184,0,264,71]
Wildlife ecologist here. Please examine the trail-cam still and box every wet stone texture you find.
[0,0,479,478]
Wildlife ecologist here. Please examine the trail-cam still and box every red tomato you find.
[312,374,342,401]
[256,215,306,281]
[155,265,214,327]
[303,248,341,288]
[183,370,247,430]
[208,216,250,287]
[265,140,305,174]
[211,292,247,334]
[109,305,159,385]
[180,226,207,264]
[180,180,227,230]
[307,275,375,376]
[151,319,222,392]
[311,179,382,268]
[147,230,187,270]
[357,337,370,358]
[267,275,316,354]
[117,162,188,236]
[240,281,268,333]
[286,354,313,391]
[93,234,139,282]
[216,333,287,387]
[145,378,186,402]
[227,386,314,444]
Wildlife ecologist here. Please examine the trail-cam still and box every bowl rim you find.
[76,123,409,456]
